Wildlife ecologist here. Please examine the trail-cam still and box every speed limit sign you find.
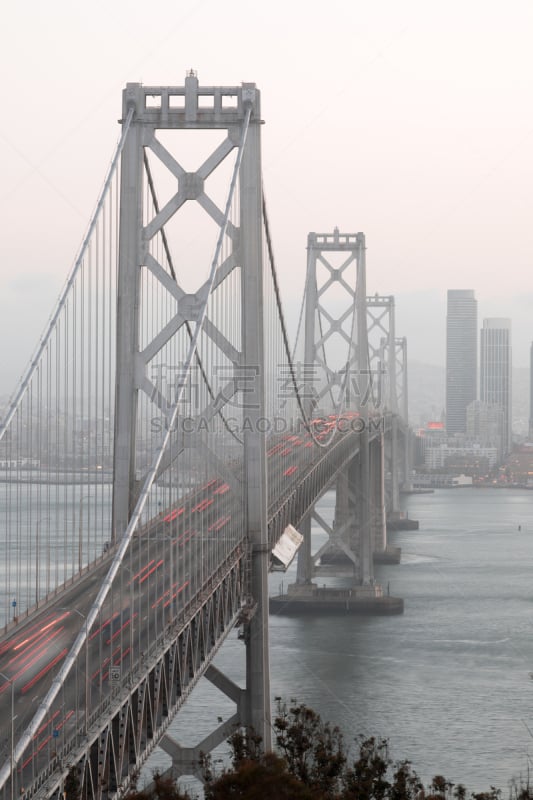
[110,667,121,687]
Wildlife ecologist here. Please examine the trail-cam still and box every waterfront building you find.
[446,290,477,435]
[480,318,512,455]
[424,443,498,470]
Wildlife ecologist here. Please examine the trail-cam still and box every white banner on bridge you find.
[271,525,304,571]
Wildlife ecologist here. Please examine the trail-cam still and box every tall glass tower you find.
[480,318,512,455]
[446,290,477,435]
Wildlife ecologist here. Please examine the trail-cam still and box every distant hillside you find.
[407,361,530,436]
[408,361,445,427]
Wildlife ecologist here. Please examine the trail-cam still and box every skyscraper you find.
[446,290,477,435]
[480,318,512,455]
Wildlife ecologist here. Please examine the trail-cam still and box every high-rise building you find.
[480,318,512,455]
[446,290,477,435]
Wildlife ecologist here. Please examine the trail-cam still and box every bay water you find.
[159,487,533,795]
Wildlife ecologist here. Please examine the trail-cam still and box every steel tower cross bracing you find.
[378,333,410,490]
[394,337,408,424]
[366,294,397,415]
[366,295,401,513]
[394,337,411,491]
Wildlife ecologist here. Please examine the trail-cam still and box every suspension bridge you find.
[0,74,412,800]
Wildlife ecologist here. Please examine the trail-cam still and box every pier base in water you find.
[386,512,419,531]
[269,582,403,615]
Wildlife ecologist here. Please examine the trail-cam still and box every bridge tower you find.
[366,295,402,517]
[292,229,379,596]
[112,73,271,749]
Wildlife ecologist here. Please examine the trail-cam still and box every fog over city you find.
[0,1,532,400]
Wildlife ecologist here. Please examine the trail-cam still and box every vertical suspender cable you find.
[0,108,134,444]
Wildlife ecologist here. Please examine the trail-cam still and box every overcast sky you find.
[0,0,531,396]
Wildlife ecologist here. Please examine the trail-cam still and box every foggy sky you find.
[1,0,532,396]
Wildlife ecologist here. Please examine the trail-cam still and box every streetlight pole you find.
[0,671,14,800]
